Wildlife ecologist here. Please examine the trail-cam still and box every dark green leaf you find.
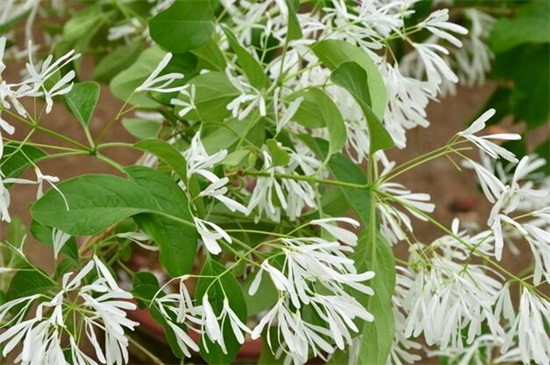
[331,62,394,153]
[196,259,247,364]
[312,39,387,119]
[29,220,79,264]
[149,0,215,53]
[7,270,57,301]
[0,144,46,180]
[221,25,267,89]
[510,45,550,128]
[126,166,198,277]
[65,82,100,127]
[132,273,190,359]
[135,139,188,181]
[534,138,550,176]
[31,174,160,236]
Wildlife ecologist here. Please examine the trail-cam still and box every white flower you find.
[376,182,435,244]
[194,217,232,255]
[458,109,521,162]
[24,43,80,113]
[51,228,71,260]
[171,84,196,117]
[273,88,303,133]
[135,52,184,93]
[225,67,266,120]
[310,217,360,246]
[0,256,138,365]
[419,9,468,48]
[504,289,550,365]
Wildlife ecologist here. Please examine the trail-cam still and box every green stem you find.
[243,170,370,190]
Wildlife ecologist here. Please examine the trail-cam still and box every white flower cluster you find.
[0,256,138,365]
[153,218,375,364]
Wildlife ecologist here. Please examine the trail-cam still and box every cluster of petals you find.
[0,256,138,365]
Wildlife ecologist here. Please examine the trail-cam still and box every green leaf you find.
[509,45,550,128]
[353,233,395,364]
[196,259,247,365]
[65,81,100,127]
[241,269,278,316]
[221,25,267,89]
[149,0,215,53]
[177,72,239,123]
[122,118,162,139]
[132,271,161,307]
[0,144,46,180]
[135,139,188,181]
[489,1,550,53]
[126,166,198,277]
[285,0,303,41]
[201,114,265,154]
[289,87,346,157]
[331,62,394,153]
[7,270,57,302]
[312,39,387,119]
[31,174,160,236]
[30,220,79,264]
[132,273,191,359]
[192,38,227,72]
[110,47,166,107]
[92,41,143,83]
[266,139,290,166]
[223,150,250,167]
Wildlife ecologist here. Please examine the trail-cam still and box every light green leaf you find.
[196,259,247,365]
[285,0,302,41]
[266,139,290,166]
[177,72,239,123]
[223,149,250,167]
[312,39,387,119]
[489,1,550,53]
[126,166,198,277]
[92,41,143,82]
[331,62,394,153]
[149,0,215,53]
[201,114,265,154]
[135,139,188,181]
[241,269,278,316]
[221,25,267,89]
[110,47,166,107]
[65,81,100,127]
[353,233,396,365]
[122,118,162,139]
[192,38,227,72]
[290,87,346,157]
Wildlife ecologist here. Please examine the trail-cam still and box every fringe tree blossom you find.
[135,52,184,93]
[0,256,138,365]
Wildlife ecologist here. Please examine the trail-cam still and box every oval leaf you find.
[149,0,215,53]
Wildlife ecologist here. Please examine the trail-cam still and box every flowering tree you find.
[0,1,549,365]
